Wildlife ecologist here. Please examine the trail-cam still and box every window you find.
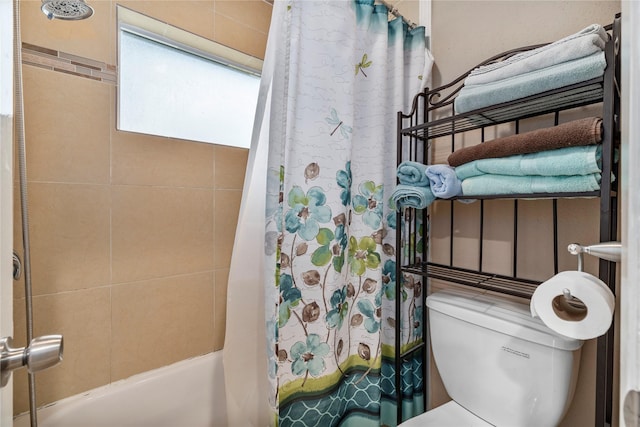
[117,6,262,148]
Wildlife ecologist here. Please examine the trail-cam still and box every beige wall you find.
[428,2,621,426]
[12,0,272,415]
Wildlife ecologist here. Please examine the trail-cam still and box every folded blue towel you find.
[461,173,601,196]
[392,184,436,209]
[397,161,430,186]
[469,24,607,76]
[455,145,602,180]
[465,25,607,85]
[425,164,462,198]
[454,51,606,114]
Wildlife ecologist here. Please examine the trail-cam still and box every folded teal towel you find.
[455,51,606,114]
[392,184,436,209]
[426,164,462,198]
[397,161,430,186]
[461,173,601,196]
[455,145,602,180]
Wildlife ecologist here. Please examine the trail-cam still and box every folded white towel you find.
[465,24,608,86]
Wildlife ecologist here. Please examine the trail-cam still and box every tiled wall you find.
[12,0,272,415]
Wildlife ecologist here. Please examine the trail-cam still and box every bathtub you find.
[13,351,227,427]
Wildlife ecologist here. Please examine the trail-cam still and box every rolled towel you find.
[461,173,602,197]
[465,24,607,86]
[454,51,606,114]
[397,161,430,186]
[425,165,463,198]
[392,184,435,209]
[448,117,602,167]
[455,145,603,180]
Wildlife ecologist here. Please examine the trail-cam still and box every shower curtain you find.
[224,1,433,426]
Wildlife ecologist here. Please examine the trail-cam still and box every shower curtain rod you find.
[377,0,418,29]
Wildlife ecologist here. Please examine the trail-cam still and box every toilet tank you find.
[427,288,583,427]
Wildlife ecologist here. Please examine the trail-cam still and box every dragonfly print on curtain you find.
[263,1,433,426]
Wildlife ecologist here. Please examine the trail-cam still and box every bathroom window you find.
[117,6,262,148]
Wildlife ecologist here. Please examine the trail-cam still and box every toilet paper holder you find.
[563,242,621,302]
[567,241,622,272]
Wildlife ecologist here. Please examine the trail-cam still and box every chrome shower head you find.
[41,0,94,20]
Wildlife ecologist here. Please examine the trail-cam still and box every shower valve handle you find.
[0,335,63,388]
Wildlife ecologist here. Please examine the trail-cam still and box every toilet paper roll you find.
[530,270,615,340]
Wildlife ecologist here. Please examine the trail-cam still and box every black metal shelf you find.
[450,190,602,201]
[402,262,540,300]
[401,78,604,141]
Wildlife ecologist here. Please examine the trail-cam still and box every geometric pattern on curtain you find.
[263,1,432,425]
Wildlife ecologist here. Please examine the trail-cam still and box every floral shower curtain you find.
[260,1,433,425]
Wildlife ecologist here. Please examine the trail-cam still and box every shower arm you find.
[567,241,622,272]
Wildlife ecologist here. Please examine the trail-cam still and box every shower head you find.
[41,0,94,20]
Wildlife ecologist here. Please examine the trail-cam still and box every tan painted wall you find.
[428,2,621,426]
[12,0,272,415]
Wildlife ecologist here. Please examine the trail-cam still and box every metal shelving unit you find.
[394,15,621,427]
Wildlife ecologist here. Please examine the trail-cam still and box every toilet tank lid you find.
[426,289,583,351]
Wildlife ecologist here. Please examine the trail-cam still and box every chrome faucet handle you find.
[0,335,63,387]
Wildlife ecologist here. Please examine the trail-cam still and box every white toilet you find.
[401,288,584,427]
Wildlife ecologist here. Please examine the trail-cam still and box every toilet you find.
[401,288,583,427]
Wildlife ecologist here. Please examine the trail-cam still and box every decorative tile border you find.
[21,42,117,85]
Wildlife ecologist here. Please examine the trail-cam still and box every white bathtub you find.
[13,351,227,427]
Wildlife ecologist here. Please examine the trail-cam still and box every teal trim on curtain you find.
[278,351,424,426]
